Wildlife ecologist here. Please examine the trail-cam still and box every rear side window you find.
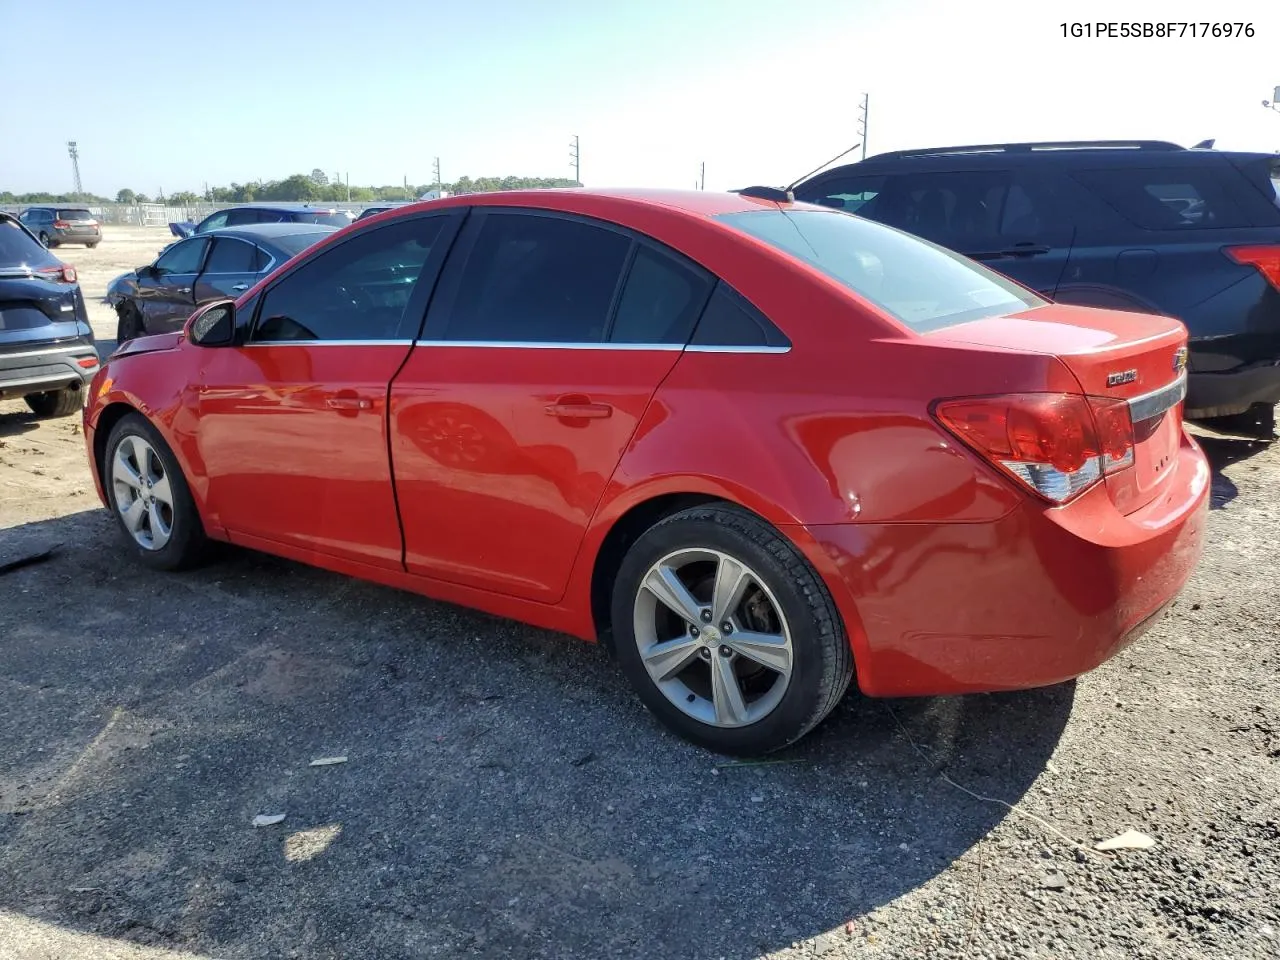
[1071,167,1248,229]
[609,246,713,344]
[442,212,630,343]
[719,208,1044,332]
[0,219,55,266]
[204,237,258,273]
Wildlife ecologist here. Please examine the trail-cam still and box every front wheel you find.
[116,304,145,343]
[104,413,208,570]
[25,386,83,419]
[611,504,854,755]
[87,242,100,249]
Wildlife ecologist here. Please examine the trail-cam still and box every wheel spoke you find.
[725,630,792,675]
[710,655,748,725]
[151,471,173,508]
[127,436,151,480]
[121,497,146,533]
[643,564,704,625]
[711,556,751,625]
[641,636,703,682]
[112,445,143,492]
[148,501,172,549]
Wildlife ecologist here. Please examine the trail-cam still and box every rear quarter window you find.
[718,207,1043,333]
[1070,167,1249,230]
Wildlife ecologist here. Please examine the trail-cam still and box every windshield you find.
[272,230,334,257]
[718,207,1044,332]
[57,209,96,221]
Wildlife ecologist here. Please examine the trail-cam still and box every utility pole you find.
[433,157,442,191]
[569,135,580,186]
[345,172,350,202]
[67,141,82,194]
[857,94,870,160]
[404,175,409,200]
[700,161,705,190]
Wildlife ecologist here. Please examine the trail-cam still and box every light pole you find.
[67,141,82,194]
[1263,85,1280,114]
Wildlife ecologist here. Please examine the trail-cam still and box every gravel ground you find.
[0,230,1277,959]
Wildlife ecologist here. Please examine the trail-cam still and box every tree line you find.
[2,172,582,207]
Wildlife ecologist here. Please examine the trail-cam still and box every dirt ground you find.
[1,229,1278,959]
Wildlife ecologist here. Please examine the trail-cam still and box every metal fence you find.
[0,201,374,226]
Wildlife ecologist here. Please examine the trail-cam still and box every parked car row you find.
[168,203,355,239]
[84,182,1207,754]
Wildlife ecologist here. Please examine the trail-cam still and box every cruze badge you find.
[1106,369,1138,387]
[1173,347,1189,374]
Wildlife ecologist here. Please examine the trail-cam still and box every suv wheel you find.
[38,231,51,247]
[25,386,83,419]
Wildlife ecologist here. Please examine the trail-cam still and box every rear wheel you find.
[611,504,853,755]
[24,386,83,419]
[87,242,100,249]
[38,231,50,247]
[104,414,208,571]
[116,303,145,342]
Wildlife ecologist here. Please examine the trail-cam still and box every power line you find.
[569,135,580,186]
[857,94,870,160]
[67,141,82,194]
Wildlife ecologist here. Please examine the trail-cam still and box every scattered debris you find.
[1095,829,1156,851]
[252,813,286,828]
[0,545,60,577]
[308,756,348,767]
[1040,872,1069,890]
[714,758,808,769]
[570,752,595,767]
[844,921,856,936]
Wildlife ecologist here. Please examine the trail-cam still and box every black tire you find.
[24,386,83,419]
[103,413,208,571]
[87,242,100,249]
[116,303,145,342]
[611,504,854,755]
[38,232,50,247]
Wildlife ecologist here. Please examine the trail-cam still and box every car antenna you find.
[784,142,862,193]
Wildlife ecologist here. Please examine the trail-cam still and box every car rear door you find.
[389,208,712,602]
[194,236,265,303]
[136,236,207,332]
[193,209,464,569]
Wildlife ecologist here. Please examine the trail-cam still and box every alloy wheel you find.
[111,434,175,550]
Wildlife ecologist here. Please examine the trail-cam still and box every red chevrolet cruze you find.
[84,188,1209,755]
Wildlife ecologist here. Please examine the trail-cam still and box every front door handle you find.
[178,286,192,294]
[231,283,249,292]
[327,396,374,411]
[545,398,613,419]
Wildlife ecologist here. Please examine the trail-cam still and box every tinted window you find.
[204,237,258,273]
[719,208,1044,332]
[691,283,790,348]
[443,213,630,343]
[298,212,354,227]
[254,246,273,271]
[155,237,208,274]
[225,208,267,226]
[1071,167,1248,229]
[57,209,95,221]
[609,246,712,344]
[271,230,333,258]
[856,171,1014,243]
[798,175,886,213]
[254,217,444,342]
[0,219,54,266]
[197,211,229,232]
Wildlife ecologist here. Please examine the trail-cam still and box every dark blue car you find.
[168,203,354,239]
[792,140,1280,435]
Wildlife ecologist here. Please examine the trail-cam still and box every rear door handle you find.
[545,399,613,419]
[231,283,248,292]
[327,396,374,411]
[178,287,192,294]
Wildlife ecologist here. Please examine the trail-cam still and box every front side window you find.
[442,212,630,343]
[720,208,1044,332]
[253,217,445,342]
[797,175,886,214]
[155,237,209,274]
[197,211,229,233]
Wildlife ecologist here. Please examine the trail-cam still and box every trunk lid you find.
[930,303,1188,514]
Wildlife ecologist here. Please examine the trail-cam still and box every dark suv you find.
[0,213,99,418]
[169,204,354,239]
[792,141,1280,434]
[19,206,102,248]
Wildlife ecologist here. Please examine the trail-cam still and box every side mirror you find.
[187,301,235,347]
[137,264,157,278]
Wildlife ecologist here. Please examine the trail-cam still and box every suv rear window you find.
[1071,167,1248,230]
[0,219,55,267]
[718,208,1043,332]
[57,209,95,221]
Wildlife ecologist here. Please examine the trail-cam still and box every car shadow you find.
[0,407,41,438]
[0,510,1074,960]
[1193,434,1271,509]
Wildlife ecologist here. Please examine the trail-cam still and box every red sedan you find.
[83,188,1209,755]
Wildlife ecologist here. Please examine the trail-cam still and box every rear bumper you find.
[794,430,1210,698]
[51,232,101,246]
[1185,361,1280,418]
[0,342,100,399]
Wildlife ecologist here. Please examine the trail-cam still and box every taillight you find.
[34,264,77,283]
[53,219,70,228]
[1225,245,1280,290]
[934,393,1135,504]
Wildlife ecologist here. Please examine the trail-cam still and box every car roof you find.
[395,187,787,220]
[214,203,345,212]
[204,223,340,241]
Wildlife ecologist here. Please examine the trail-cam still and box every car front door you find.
[136,237,207,331]
[194,236,265,303]
[389,209,713,602]
[193,210,464,569]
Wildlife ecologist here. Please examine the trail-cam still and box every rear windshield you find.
[296,212,351,227]
[57,209,95,221]
[271,230,333,258]
[718,207,1043,332]
[0,219,56,267]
